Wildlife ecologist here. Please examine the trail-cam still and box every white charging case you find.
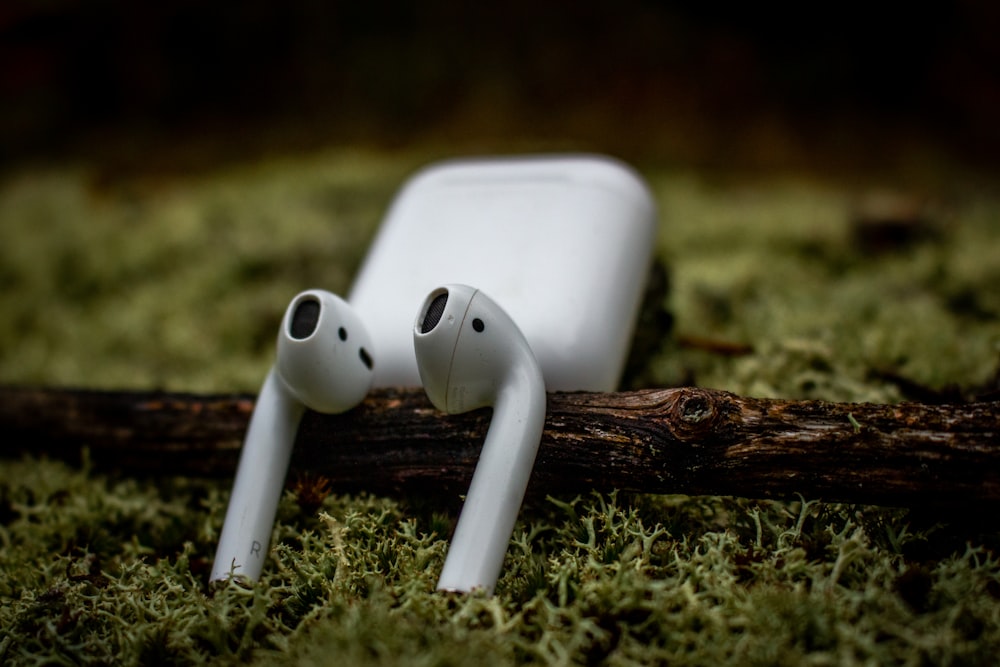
[348,154,658,391]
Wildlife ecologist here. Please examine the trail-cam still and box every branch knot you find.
[664,388,735,442]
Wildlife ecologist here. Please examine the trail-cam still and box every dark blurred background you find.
[2,1,998,174]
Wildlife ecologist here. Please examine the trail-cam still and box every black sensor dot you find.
[338,327,347,341]
[472,318,485,332]
[359,347,373,370]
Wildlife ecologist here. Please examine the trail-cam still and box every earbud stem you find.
[210,369,304,583]
[436,365,546,594]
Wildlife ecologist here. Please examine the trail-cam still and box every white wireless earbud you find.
[210,289,374,583]
[413,284,546,594]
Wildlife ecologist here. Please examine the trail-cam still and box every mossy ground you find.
[2,147,999,664]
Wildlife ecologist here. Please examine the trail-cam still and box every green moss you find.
[650,174,1000,400]
[0,152,416,392]
[2,148,999,664]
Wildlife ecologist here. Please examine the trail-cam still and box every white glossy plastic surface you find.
[350,154,657,392]
[210,369,303,582]
[414,285,546,594]
[276,291,374,413]
[210,290,374,583]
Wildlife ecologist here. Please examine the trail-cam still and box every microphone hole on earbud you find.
[472,318,485,332]
[338,327,347,341]
[359,347,373,370]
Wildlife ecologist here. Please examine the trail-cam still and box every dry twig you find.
[1,385,997,508]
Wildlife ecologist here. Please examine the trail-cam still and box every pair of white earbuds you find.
[209,284,545,595]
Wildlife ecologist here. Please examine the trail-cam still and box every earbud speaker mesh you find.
[421,292,449,333]
[290,299,321,340]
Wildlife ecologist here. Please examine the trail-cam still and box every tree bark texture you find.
[1,385,997,508]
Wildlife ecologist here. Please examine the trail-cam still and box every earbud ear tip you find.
[413,287,461,412]
[277,290,375,414]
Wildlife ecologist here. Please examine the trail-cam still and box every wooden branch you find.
[1,385,998,508]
